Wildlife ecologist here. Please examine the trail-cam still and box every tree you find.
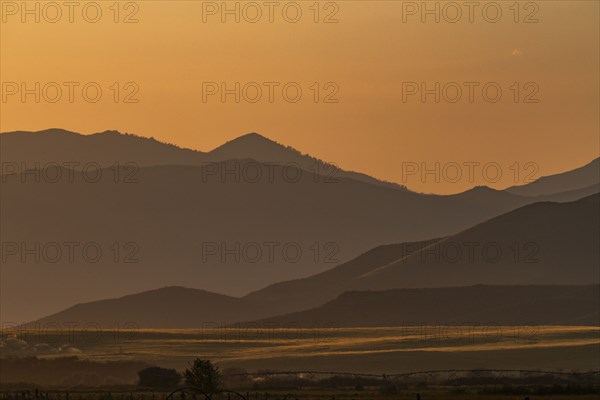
[138,366,181,388]
[184,359,222,393]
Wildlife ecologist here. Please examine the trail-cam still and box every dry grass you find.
[6,326,597,373]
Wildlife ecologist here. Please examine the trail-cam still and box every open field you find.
[3,326,599,373]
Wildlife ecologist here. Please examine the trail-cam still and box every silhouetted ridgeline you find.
[25,194,600,328]
[505,157,600,196]
[2,129,599,326]
[251,284,600,327]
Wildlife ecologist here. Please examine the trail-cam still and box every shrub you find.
[138,366,181,389]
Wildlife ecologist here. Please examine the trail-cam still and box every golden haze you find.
[1,1,598,193]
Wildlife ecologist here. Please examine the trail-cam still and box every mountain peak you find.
[469,185,498,192]
[238,132,272,141]
[222,132,281,147]
[209,132,293,159]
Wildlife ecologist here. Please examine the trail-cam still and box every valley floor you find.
[4,326,599,373]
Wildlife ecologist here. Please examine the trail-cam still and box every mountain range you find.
[253,284,600,327]
[31,194,599,328]
[506,158,600,196]
[1,129,598,324]
[0,128,405,190]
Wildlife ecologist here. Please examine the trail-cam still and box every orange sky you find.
[1,0,598,194]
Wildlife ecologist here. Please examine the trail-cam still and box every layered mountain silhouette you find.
[31,284,600,329]
[27,240,439,328]
[31,287,250,329]
[242,239,441,317]
[1,129,204,166]
[505,157,599,196]
[3,163,595,323]
[253,285,600,327]
[27,194,599,328]
[346,193,599,291]
[0,129,405,190]
[6,129,598,195]
[1,129,598,323]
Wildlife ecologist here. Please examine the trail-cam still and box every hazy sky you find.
[1,1,598,193]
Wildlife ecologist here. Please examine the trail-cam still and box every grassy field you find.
[4,325,599,373]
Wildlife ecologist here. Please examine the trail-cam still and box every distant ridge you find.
[2,128,598,323]
[242,239,442,317]
[251,285,600,327]
[29,286,251,329]
[347,193,600,291]
[505,158,599,196]
[3,128,597,195]
[0,128,407,191]
[0,128,205,166]
[29,284,600,328]
[27,194,599,328]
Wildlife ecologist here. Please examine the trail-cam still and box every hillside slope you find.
[252,285,600,327]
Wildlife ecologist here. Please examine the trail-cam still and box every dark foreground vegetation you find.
[1,357,599,399]
[0,357,149,387]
